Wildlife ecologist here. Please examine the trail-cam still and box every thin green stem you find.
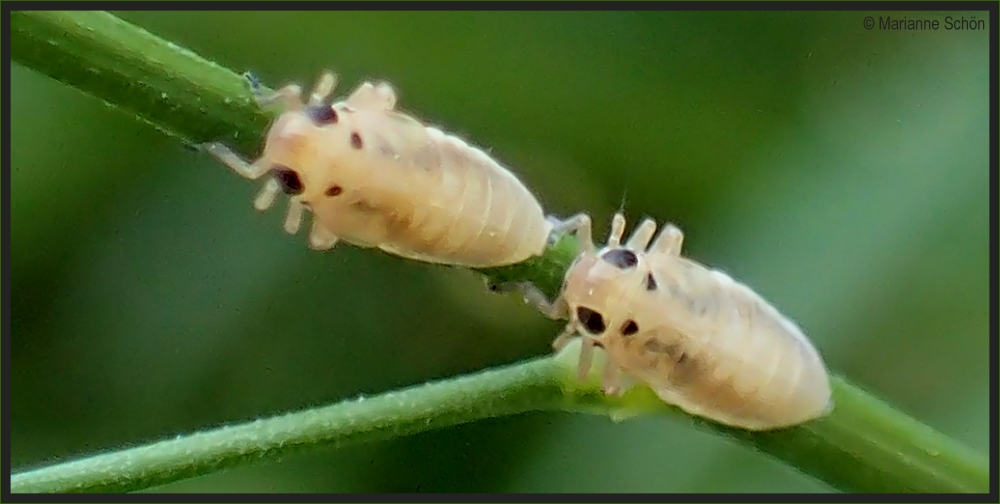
[10,351,567,494]
[9,10,991,494]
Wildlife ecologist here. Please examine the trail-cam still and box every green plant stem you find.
[10,353,567,494]
[9,10,990,494]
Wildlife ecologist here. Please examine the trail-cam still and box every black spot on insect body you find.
[272,165,304,195]
[576,307,606,334]
[601,249,638,269]
[350,132,363,149]
[645,273,658,291]
[306,105,339,125]
[620,320,639,336]
[325,185,343,197]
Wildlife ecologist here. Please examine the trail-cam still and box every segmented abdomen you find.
[368,121,550,267]
[635,259,832,430]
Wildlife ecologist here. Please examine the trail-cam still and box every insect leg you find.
[202,142,270,180]
[253,81,304,111]
[283,199,306,235]
[374,82,398,110]
[309,71,338,106]
[253,179,281,211]
[547,213,596,254]
[308,219,340,250]
[243,71,264,93]
[599,354,627,396]
[345,82,392,110]
[551,326,577,352]
[649,223,685,256]
[489,281,569,320]
[607,212,627,247]
[625,217,658,251]
[573,337,596,382]
[618,374,637,394]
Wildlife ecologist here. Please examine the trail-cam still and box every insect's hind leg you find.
[546,213,596,254]
[202,142,270,180]
[649,223,685,256]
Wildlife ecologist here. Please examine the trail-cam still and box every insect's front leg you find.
[485,280,568,320]
[308,71,338,106]
[551,330,594,382]
[244,71,304,110]
[599,356,633,397]
[202,143,271,180]
[606,212,627,247]
[601,355,622,397]
[520,282,569,320]
[547,213,596,253]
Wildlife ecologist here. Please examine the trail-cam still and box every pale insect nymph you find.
[518,212,834,431]
[204,70,553,268]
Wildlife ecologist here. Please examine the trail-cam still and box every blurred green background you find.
[9,11,990,493]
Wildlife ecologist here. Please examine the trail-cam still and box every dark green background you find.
[9,11,990,492]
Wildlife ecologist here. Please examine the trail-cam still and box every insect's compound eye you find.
[620,319,639,336]
[601,249,639,270]
[306,105,339,125]
[272,165,304,195]
[576,307,606,335]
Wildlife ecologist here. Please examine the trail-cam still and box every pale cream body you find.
[526,213,833,430]
[207,71,551,268]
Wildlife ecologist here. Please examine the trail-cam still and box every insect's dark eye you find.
[620,320,639,336]
[601,249,638,270]
[645,273,658,291]
[576,307,606,334]
[306,105,339,125]
[272,165,304,195]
